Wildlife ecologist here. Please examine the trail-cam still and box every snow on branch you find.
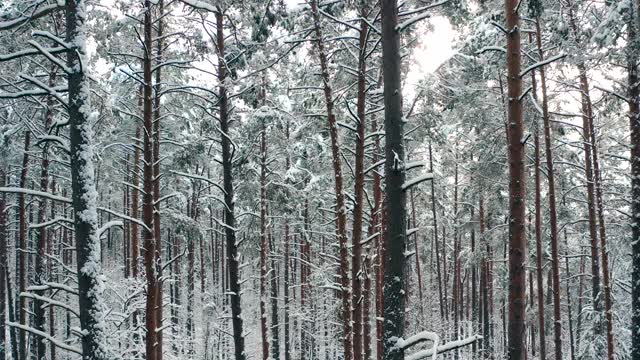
[0,47,66,61]
[178,0,218,13]
[97,207,150,233]
[29,216,73,229]
[396,0,449,32]
[6,321,82,355]
[595,86,630,103]
[20,291,79,317]
[476,46,506,55]
[0,0,65,31]
[0,187,71,203]
[402,172,434,191]
[405,334,483,360]
[519,53,566,78]
[170,170,226,194]
[97,220,123,239]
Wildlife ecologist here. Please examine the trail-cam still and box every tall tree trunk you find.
[18,130,30,360]
[216,9,246,359]
[528,33,547,360]
[142,1,158,359]
[309,1,353,358]
[381,0,407,358]
[372,118,384,360]
[67,0,108,357]
[533,19,563,359]
[269,223,280,360]
[34,70,56,360]
[505,0,527,357]
[259,91,270,360]
[429,144,445,320]
[352,6,369,360]
[153,0,164,353]
[566,3,603,324]
[629,1,640,358]
[284,220,291,360]
[0,173,6,360]
[586,58,615,360]
[480,196,491,359]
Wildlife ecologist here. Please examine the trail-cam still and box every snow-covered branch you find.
[396,0,449,32]
[402,172,434,191]
[6,321,82,355]
[405,334,482,360]
[519,53,566,78]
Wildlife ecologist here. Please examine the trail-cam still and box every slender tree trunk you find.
[0,173,6,360]
[586,61,615,360]
[34,70,56,360]
[629,1,640,358]
[216,9,246,359]
[152,3,165,357]
[381,0,407,357]
[142,1,158,359]
[309,1,353,358]
[269,224,280,360]
[505,0,527,356]
[372,117,384,360]
[352,7,369,360]
[18,130,30,360]
[480,196,491,359]
[528,33,547,359]
[259,91,270,360]
[429,144,445,320]
[533,19,563,359]
[67,1,108,357]
[565,4,603,324]
[284,220,291,360]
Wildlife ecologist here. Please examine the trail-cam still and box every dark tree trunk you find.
[352,6,369,360]
[18,130,30,360]
[0,173,6,360]
[67,0,108,357]
[216,9,246,359]
[142,1,158,359]
[284,220,291,360]
[629,1,640,358]
[269,224,280,360]
[505,0,527,358]
[371,117,384,360]
[381,0,407,358]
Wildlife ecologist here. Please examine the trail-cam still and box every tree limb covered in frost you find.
[405,334,483,360]
[396,0,449,32]
[519,53,566,78]
[6,321,82,355]
[402,172,434,191]
[0,0,65,31]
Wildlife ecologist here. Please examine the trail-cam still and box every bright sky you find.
[406,16,456,97]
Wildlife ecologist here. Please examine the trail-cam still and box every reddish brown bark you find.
[310,1,353,357]
[142,1,158,358]
[533,19,563,359]
[259,95,269,360]
[0,172,6,360]
[529,34,547,360]
[505,0,527,357]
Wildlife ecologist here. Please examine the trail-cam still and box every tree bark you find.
[381,0,407,358]
[142,1,158,359]
[0,173,6,360]
[67,0,108,357]
[504,0,527,357]
[216,9,246,359]
[18,130,30,360]
[259,90,269,360]
[533,18,563,359]
[309,1,353,358]
[629,1,640,358]
[352,6,369,359]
